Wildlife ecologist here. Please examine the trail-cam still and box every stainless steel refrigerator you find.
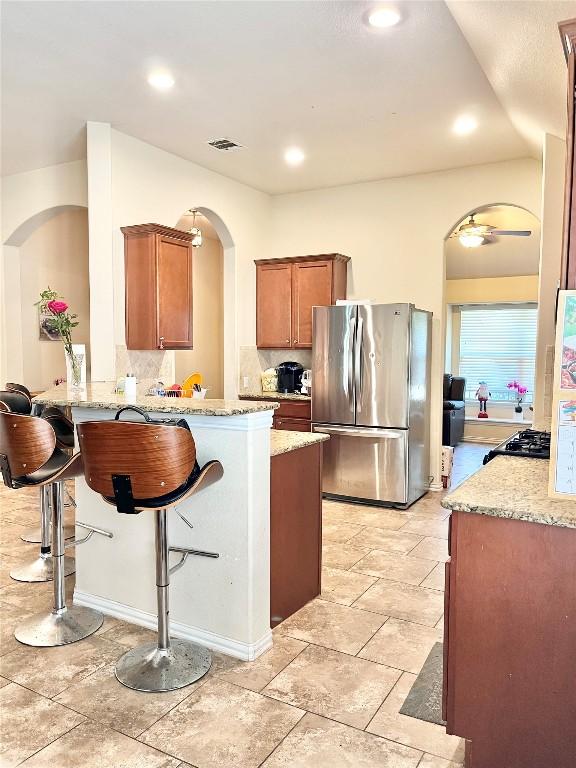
[312,303,431,508]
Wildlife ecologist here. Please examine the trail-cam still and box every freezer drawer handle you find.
[313,426,403,439]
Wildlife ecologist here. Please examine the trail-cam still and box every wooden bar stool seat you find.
[77,417,223,693]
[0,412,108,646]
[0,389,74,563]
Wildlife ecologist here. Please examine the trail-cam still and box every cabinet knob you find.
[159,336,165,350]
[285,339,290,343]
[293,339,297,344]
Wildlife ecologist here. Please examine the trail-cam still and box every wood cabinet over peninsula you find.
[122,223,194,350]
[255,254,349,349]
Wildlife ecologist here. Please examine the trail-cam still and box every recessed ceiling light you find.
[453,115,478,136]
[147,71,175,91]
[368,8,401,28]
[284,147,305,166]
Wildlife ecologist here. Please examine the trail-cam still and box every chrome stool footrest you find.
[115,639,211,692]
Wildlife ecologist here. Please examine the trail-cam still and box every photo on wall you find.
[38,310,61,341]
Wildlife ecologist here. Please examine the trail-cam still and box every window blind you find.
[458,303,538,402]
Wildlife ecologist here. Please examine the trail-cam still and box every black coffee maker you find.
[276,362,304,393]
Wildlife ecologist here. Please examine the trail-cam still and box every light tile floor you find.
[0,445,488,767]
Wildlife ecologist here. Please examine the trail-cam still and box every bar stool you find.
[1,386,75,555]
[0,395,74,581]
[77,417,223,692]
[5,384,75,450]
[0,411,108,646]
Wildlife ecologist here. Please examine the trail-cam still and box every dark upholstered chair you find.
[443,374,466,447]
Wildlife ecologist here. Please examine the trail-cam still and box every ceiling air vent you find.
[207,138,243,151]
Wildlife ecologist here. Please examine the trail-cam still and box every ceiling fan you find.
[450,214,532,248]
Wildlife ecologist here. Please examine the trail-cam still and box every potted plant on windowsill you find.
[507,380,528,422]
[36,288,83,389]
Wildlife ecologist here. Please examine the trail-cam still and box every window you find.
[458,303,538,403]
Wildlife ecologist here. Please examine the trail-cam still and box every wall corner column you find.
[87,121,115,381]
[534,133,566,423]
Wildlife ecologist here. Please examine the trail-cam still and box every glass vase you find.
[67,351,84,390]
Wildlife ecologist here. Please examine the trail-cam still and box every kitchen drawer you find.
[273,416,311,432]
[240,397,311,419]
[276,400,311,419]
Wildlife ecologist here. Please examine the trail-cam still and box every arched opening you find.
[174,206,236,399]
[2,205,90,390]
[442,202,541,482]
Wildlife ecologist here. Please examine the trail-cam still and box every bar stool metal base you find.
[9,554,75,583]
[20,525,75,544]
[115,640,211,692]
[14,605,103,647]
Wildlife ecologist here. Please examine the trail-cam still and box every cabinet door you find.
[292,260,333,348]
[156,235,193,349]
[256,263,292,348]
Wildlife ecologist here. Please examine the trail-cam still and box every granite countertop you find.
[442,455,576,529]
[34,382,279,417]
[239,391,311,403]
[270,430,329,457]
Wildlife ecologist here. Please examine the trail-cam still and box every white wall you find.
[269,158,542,487]
[19,208,90,390]
[533,134,566,422]
[1,160,87,386]
[92,128,271,397]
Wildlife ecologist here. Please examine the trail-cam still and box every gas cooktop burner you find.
[484,429,551,464]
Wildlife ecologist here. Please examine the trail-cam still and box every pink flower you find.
[518,386,527,395]
[47,300,68,314]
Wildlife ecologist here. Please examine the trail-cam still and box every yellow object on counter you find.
[182,373,203,397]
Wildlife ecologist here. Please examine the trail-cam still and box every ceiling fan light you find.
[459,233,485,248]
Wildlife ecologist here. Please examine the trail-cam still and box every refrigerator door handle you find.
[313,425,403,439]
[346,316,355,404]
[354,315,364,409]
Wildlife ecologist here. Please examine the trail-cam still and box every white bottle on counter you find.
[124,373,137,399]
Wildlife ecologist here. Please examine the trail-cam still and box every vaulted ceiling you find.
[1,1,573,193]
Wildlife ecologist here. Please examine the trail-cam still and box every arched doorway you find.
[174,207,236,399]
[2,204,90,389]
[442,202,541,482]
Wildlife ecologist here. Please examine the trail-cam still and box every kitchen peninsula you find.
[441,455,576,768]
[34,383,328,661]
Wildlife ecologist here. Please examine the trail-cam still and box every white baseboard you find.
[428,482,444,492]
[75,590,273,661]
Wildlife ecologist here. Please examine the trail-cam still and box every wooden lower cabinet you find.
[444,511,576,767]
[270,442,322,626]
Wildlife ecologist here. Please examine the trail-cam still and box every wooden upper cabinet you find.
[256,262,292,348]
[255,254,349,349]
[559,19,576,289]
[121,223,193,350]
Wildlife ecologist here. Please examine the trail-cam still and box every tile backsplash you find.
[115,345,175,392]
[239,346,312,393]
